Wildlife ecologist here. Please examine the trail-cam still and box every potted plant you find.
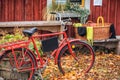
[65,3,90,24]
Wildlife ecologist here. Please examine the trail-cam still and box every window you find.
[55,0,67,4]
[70,0,85,7]
[52,0,85,7]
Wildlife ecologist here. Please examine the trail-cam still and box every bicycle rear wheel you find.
[0,48,36,80]
[57,40,95,76]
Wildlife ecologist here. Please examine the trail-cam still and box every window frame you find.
[52,0,85,7]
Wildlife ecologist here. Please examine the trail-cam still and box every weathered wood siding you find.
[0,0,47,21]
[1,0,120,35]
[90,0,120,35]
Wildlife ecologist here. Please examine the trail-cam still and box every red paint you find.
[1,0,120,35]
[116,0,120,35]
[0,0,2,21]
[33,0,40,20]
[0,0,46,21]
[8,0,15,21]
[25,0,34,21]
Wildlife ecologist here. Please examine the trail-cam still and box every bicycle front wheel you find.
[0,48,36,80]
[57,40,95,75]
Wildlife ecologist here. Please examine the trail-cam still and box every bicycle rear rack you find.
[0,40,30,50]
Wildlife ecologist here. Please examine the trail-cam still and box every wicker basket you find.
[75,16,111,40]
[74,27,87,40]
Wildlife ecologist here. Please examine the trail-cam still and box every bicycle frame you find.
[0,27,95,80]
[29,31,76,69]
[0,31,77,70]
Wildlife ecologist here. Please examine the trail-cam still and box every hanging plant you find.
[65,3,90,24]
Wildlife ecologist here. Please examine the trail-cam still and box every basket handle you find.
[86,21,93,24]
[97,16,104,26]
[86,21,94,26]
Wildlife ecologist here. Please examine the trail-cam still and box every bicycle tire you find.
[0,48,36,80]
[57,40,95,75]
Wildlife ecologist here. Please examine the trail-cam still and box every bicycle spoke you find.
[58,40,95,76]
[0,48,36,80]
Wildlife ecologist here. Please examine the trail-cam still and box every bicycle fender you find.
[55,39,82,64]
[24,47,38,67]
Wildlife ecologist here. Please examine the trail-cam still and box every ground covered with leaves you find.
[42,53,120,80]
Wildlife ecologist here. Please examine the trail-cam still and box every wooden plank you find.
[95,6,100,22]
[107,0,110,22]
[0,0,1,21]
[0,21,62,27]
[1,0,5,21]
[41,0,45,20]
[25,0,34,21]
[0,0,46,21]
[44,0,47,20]
[90,0,96,22]
[8,0,15,21]
[99,5,102,16]
[102,0,108,22]
[33,0,40,20]
[39,0,42,20]
[15,0,21,21]
[41,0,47,20]
[109,0,116,23]
[89,0,93,20]
[94,39,119,53]
[116,0,120,35]
[114,0,117,30]
[0,21,73,33]
[4,0,9,21]
[14,0,25,21]
[0,21,72,33]
[39,0,44,20]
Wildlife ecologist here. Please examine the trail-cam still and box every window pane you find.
[70,0,82,4]
[55,0,67,4]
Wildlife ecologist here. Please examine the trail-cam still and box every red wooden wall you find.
[1,0,120,35]
[90,0,120,35]
[0,0,47,21]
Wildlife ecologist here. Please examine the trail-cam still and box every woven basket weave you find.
[75,16,111,40]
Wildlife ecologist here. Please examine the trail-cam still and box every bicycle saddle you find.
[23,27,37,37]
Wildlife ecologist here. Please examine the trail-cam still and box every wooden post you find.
[117,41,120,54]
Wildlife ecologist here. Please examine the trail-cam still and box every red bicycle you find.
[0,20,95,80]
